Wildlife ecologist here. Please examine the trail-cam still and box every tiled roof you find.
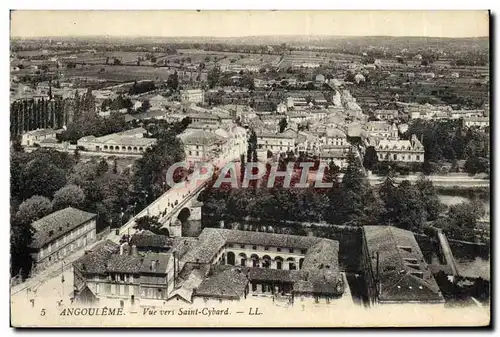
[139,253,170,274]
[301,239,340,272]
[222,229,322,250]
[181,130,227,146]
[106,254,143,274]
[325,128,347,138]
[24,129,57,137]
[195,267,249,299]
[181,229,226,264]
[298,239,343,295]
[363,226,444,303]
[171,237,199,260]
[129,233,173,249]
[31,207,97,249]
[73,240,119,275]
[246,267,304,283]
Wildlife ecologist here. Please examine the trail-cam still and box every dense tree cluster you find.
[60,112,127,144]
[128,80,156,95]
[200,150,380,227]
[100,94,133,112]
[133,215,169,236]
[10,119,187,278]
[434,199,486,242]
[404,119,490,174]
[132,129,186,209]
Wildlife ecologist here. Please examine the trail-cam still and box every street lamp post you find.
[61,262,65,301]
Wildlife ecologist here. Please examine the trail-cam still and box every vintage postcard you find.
[9,10,491,328]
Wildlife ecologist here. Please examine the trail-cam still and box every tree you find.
[20,157,67,200]
[279,118,288,133]
[392,180,426,232]
[208,66,221,88]
[141,100,151,112]
[52,184,86,210]
[133,215,165,234]
[247,129,258,163]
[363,146,379,171]
[97,159,109,176]
[415,175,444,221]
[378,167,397,220]
[464,156,489,175]
[16,195,53,225]
[340,150,369,224]
[167,72,179,91]
[436,200,485,241]
[181,116,192,129]
[11,213,34,278]
[133,130,186,206]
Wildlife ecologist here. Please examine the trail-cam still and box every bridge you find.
[114,177,210,240]
[436,229,461,281]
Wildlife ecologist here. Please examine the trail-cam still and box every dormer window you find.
[399,246,413,254]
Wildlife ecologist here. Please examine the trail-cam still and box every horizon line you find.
[11,34,490,39]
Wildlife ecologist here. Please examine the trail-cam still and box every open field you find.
[62,64,178,81]
[177,49,281,66]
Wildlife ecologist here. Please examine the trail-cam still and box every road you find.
[367,174,490,187]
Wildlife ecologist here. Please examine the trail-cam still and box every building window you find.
[264,247,269,251]
[189,151,192,155]
[240,244,245,249]
[416,155,420,161]
[111,274,116,281]
[276,247,281,252]
[289,248,294,253]
[300,249,307,255]
[119,274,125,282]
[252,245,257,250]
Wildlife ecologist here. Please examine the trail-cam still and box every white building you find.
[365,134,425,163]
[180,89,205,104]
[463,117,489,129]
[30,207,97,273]
[21,129,58,147]
[77,127,156,154]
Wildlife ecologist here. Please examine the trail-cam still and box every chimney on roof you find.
[131,245,138,256]
[151,260,157,272]
[48,230,54,237]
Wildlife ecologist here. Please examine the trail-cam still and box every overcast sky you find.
[10,10,489,38]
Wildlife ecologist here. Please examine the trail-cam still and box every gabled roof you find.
[140,253,170,274]
[363,226,444,303]
[73,240,119,275]
[129,233,172,249]
[106,254,143,274]
[195,267,249,299]
[180,130,227,146]
[31,207,97,249]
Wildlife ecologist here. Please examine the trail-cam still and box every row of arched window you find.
[102,145,145,152]
[226,251,304,270]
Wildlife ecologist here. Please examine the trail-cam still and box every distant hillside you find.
[11,35,489,52]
